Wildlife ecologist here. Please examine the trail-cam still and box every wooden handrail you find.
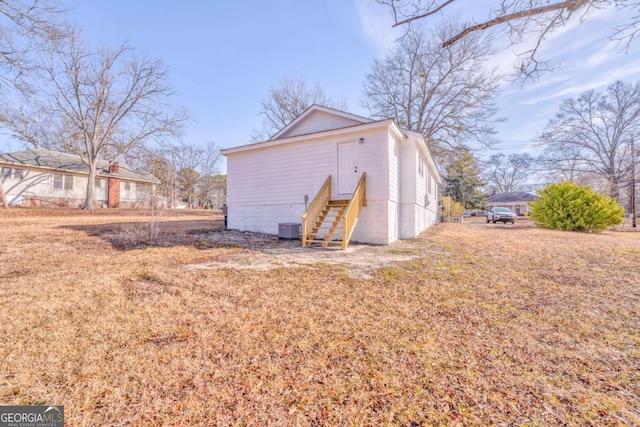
[341,172,366,249]
[301,175,331,247]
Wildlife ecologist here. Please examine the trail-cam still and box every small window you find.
[64,174,73,190]
[124,182,131,191]
[418,155,425,177]
[53,173,63,189]
[95,178,102,188]
[13,169,23,180]
[428,172,432,194]
[137,183,151,193]
[1,167,11,178]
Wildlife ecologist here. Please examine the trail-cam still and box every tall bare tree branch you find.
[251,77,348,142]
[362,21,504,159]
[376,1,636,78]
[0,0,66,92]
[538,80,640,200]
[483,152,535,193]
[2,29,188,210]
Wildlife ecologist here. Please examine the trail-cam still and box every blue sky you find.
[1,1,639,174]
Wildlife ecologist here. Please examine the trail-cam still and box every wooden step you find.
[321,206,344,211]
[306,238,342,242]
[328,199,349,205]
[304,239,344,249]
[303,199,350,249]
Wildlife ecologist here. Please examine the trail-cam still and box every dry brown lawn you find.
[0,209,638,426]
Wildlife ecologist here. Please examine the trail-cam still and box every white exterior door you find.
[338,141,358,195]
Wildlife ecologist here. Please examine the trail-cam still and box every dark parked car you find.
[486,207,517,224]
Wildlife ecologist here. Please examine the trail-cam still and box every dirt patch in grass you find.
[190,229,433,279]
[0,209,638,426]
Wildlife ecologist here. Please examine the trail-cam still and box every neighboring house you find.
[0,149,159,208]
[221,105,441,246]
[487,191,540,215]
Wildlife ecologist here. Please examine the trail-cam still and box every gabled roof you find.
[269,104,374,140]
[222,118,398,155]
[0,149,159,183]
[487,191,540,203]
[222,105,442,183]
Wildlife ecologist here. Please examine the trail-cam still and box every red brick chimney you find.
[109,161,120,175]
[108,161,120,208]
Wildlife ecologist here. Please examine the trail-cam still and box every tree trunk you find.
[84,164,97,211]
[0,180,8,209]
[609,176,620,201]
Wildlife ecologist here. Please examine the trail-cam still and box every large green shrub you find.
[529,182,624,232]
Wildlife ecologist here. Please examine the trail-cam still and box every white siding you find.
[397,138,439,239]
[226,125,393,244]
[1,167,89,206]
[388,132,400,203]
[280,110,364,139]
[225,119,440,245]
[120,181,137,203]
[398,138,416,239]
[0,165,149,208]
[94,178,108,202]
[386,132,401,242]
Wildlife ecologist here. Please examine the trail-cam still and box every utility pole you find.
[631,138,636,228]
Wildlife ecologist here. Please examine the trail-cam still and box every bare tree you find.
[0,0,66,92]
[9,30,188,210]
[483,152,535,193]
[178,167,199,208]
[376,1,640,78]
[142,149,173,206]
[0,104,85,153]
[252,77,348,141]
[539,80,640,200]
[537,146,603,188]
[174,142,203,207]
[197,141,221,207]
[362,22,503,157]
[207,174,226,209]
[143,140,221,209]
[0,1,67,208]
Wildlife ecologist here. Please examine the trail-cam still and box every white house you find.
[221,105,441,246]
[0,149,158,208]
[487,191,540,216]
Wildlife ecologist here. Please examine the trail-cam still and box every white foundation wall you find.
[350,200,392,245]
[401,202,440,237]
[228,203,306,235]
[229,200,395,245]
[226,126,393,244]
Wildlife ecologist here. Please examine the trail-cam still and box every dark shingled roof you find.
[0,149,159,183]
[487,191,540,203]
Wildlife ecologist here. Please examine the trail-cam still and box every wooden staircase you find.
[305,199,350,248]
[301,173,366,249]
